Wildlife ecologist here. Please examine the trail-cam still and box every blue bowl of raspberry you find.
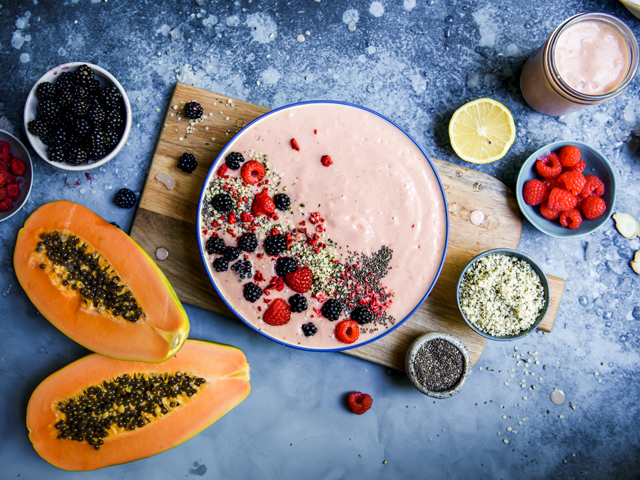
[516,141,616,238]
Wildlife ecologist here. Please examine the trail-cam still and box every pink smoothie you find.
[200,103,448,349]
[554,21,629,95]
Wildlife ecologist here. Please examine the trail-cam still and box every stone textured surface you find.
[1,1,639,478]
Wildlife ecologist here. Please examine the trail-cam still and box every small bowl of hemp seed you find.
[405,332,470,398]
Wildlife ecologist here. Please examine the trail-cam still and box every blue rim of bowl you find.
[0,129,34,223]
[516,140,617,238]
[197,100,450,352]
[456,248,550,341]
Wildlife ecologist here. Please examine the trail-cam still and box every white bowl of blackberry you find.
[23,62,132,171]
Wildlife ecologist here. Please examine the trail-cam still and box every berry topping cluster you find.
[523,146,607,229]
[0,141,26,213]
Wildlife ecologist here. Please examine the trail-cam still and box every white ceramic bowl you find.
[23,62,132,171]
[0,130,34,222]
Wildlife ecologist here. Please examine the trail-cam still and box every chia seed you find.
[413,339,464,392]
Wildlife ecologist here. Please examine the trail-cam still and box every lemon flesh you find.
[448,98,516,164]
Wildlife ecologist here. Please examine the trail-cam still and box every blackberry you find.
[301,322,317,337]
[212,257,229,272]
[274,193,291,211]
[28,119,49,138]
[211,193,234,212]
[231,259,253,279]
[48,145,67,163]
[263,234,287,256]
[351,306,373,325]
[54,72,76,94]
[110,222,120,229]
[275,257,298,277]
[223,246,242,261]
[206,236,226,255]
[103,130,120,150]
[225,152,244,170]
[105,109,125,133]
[321,299,343,321]
[73,118,92,138]
[243,282,263,303]
[289,294,308,313]
[47,127,70,146]
[37,98,61,121]
[101,86,123,109]
[177,153,198,173]
[36,82,57,100]
[74,64,95,85]
[237,232,258,252]
[69,98,90,117]
[87,104,106,126]
[66,146,88,166]
[114,188,136,208]
[183,101,203,119]
[88,144,107,162]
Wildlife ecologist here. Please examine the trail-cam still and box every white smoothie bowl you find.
[197,101,450,352]
[23,62,132,171]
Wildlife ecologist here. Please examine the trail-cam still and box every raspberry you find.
[321,155,332,167]
[0,197,12,212]
[6,184,20,199]
[567,160,586,173]
[262,298,291,326]
[0,141,9,161]
[251,189,276,217]
[574,195,584,212]
[290,138,300,151]
[580,175,605,198]
[547,188,577,212]
[540,201,561,220]
[335,319,360,344]
[9,157,26,176]
[0,170,7,188]
[523,179,548,206]
[557,171,586,196]
[0,187,6,201]
[241,160,266,185]
[559,209,583,229]
[284,267,313,293]
[558,145,581,167]
[582,195,607,220]
[348,392,372,415]
[535,152,562,178]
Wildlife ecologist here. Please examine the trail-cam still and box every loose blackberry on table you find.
[183,101,203,119]
[263,234,287,256]
[177,153,198,173]
[321,299,343,321]
[302,322,317,337]
[237,232,258,252]
[212,257,229,272]
[231,259,253,279]
[288,294,308,313]
[225,152,244,170]
[243,282,263,303]
[275,257,298,277]
[211,193,234,212]
[114,188,136,209]
[206,236,226,255]
[273,193,291,211]
[223,246,242,261]
[351,306,373,325]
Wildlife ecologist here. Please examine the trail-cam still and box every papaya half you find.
[27,339,251,471]
[14,200,189,362]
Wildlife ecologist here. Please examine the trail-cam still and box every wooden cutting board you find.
[131,82,565,371]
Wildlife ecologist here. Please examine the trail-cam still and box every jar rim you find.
[544,12,639,103]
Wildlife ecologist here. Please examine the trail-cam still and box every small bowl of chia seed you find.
[405,332,470,399]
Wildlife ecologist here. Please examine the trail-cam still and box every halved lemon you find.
[448,98,516,164]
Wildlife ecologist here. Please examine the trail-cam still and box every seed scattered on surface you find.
[412,338,464,392]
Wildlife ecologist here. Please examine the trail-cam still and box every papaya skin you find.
[13,200,190,363]
[27,339,251,471]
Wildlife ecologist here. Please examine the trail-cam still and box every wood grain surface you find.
[131,82,565,371]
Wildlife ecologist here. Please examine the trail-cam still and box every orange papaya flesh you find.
[27,339,251,471]
[13,200,189,363]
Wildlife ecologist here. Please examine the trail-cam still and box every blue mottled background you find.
[1,1,639,478]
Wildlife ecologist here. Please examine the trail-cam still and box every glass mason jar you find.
[520,12,639,116]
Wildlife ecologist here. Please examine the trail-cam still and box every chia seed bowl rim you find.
[405,332,470,398]
[0,129,34,223]
[197,100,450,352]
[456,248,551,342]
[23,61,132,172]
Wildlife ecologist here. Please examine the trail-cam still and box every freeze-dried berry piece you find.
[289,294,308,313]
[321,155,333,167]
[558,145,581,167]
[540,201,561,220]
[523,179,548,206]
[206,236,226,255]
[535,152,562,178]
[243,282,263,303]
[9,157,26,176]
[290,138,300,151]
[0,197,13,212]
[559,209,583,229]
[335,320,360,344]
[348,391,372,415]
[557,171,586,196]
[6,183,20,199]
[580,175,605,198]
[547,188,577,212]
[262,298,291,326]
[582,195,607,220]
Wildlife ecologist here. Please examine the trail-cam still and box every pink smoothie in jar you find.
[198,102,448,350]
